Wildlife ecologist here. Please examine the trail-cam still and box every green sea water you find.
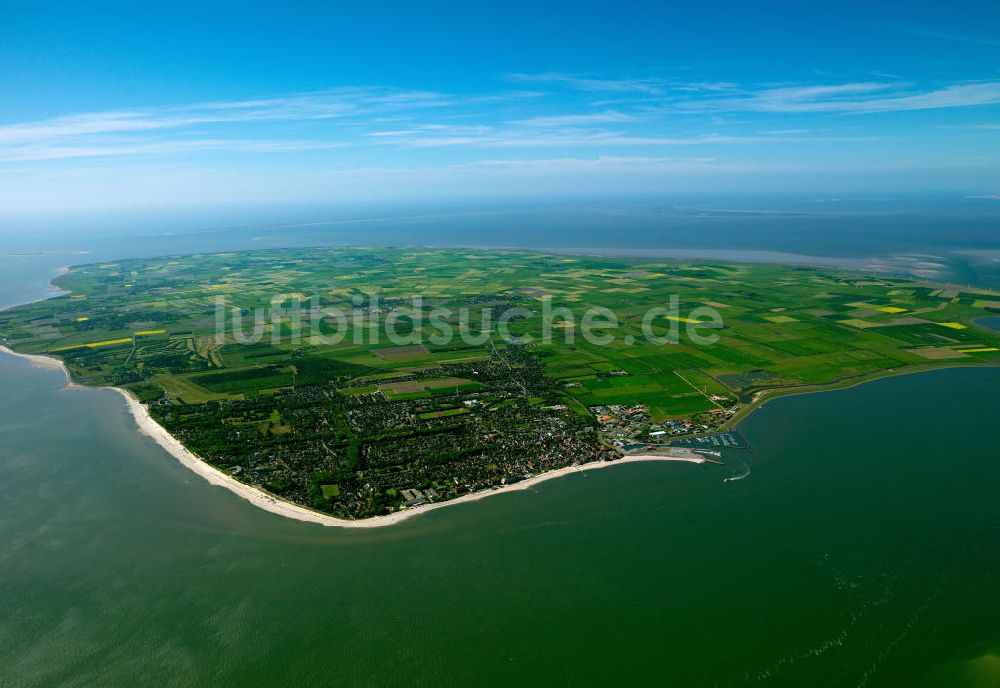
[1,350,998,687]
[2,245,1000,687]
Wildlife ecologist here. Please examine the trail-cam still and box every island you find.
[2,247,998,525]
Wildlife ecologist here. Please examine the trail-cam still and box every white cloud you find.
[0,75,996,210]
[505,73,741,96]
[367,124,493,138]
[677,81,1000,114]
[0,139,347,162]
[382,129,879,149]
[874,24,1000,47]
[460,155,724,172]
[0,88,451,146]
[509,111,635,127]
[506,72,667,94]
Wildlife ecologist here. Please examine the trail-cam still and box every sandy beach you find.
[106,381,714,528]
[0,345,72,374]
[1,343,713,528]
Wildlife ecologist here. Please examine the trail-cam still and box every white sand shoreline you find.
[0,344,711,528]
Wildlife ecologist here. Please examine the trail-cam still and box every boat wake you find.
[723,458,751,483]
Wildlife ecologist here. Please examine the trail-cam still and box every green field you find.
[2,246,998,518]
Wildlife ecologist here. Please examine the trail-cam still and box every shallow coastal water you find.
[5,197,1000,289]
[976,316,1000,333]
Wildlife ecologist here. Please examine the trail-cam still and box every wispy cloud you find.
[506,72,739,96]
[450,156,839,180]
[503,75,1000,115]
[509,111,635,127]
[374,128,879,150]
[0,76,989,167]
[0,139,346,162]
[874,24,1000,47]
[506,72,667,94]
[676,81,1000,113]
[0,88,450,146]
[0,88,457,162]
[366,124,493,138]
[460,155,722,171]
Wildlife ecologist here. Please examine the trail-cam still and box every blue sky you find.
[1,0,998,214]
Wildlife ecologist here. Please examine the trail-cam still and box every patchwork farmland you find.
[2,247,997,518]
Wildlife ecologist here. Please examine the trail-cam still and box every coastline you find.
[0,343,711,529]
[3,341,997,528]
[113,387,711,528]
[2,259,996,529]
